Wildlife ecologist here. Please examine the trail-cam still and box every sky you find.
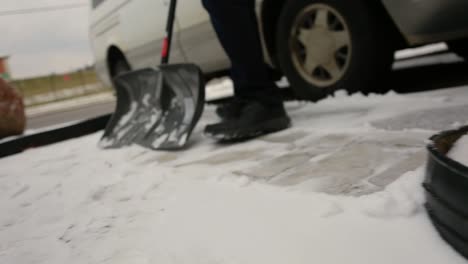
[0,0,93,79]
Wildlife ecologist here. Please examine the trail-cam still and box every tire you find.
[110,58,131,78]
[448,38,468,61]
[109,59,131,95]
[276,0,395,101]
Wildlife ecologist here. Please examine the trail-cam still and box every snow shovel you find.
[100,0,205,150]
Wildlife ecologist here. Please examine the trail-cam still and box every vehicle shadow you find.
[391,54,468,94]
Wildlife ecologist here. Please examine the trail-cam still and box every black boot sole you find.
[205,116,291,142]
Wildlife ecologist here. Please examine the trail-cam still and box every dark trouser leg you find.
[202,0,281,105]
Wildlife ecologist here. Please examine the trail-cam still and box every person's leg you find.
[202,0,290,140]
[202,0,281,104]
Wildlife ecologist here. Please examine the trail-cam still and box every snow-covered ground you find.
[1,85,468,264]
[449,135,468,166]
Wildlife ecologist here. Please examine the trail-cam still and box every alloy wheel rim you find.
[290,4,352,87]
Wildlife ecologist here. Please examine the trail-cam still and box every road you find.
[27,100,115,130]
[27,50,467,130]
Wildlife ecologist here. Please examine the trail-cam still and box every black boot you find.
[205,100,291,141]
[215,97,248,120]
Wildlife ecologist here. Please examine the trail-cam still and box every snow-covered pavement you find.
[1,86,468,264]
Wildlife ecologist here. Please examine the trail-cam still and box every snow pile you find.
[448,135,468,166]
[2,86,468,263]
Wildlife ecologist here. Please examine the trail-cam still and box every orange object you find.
[0,61,6,74]
[63,74,71,81]
[0,78,25,139]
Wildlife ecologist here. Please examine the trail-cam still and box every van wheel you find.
[276,0,394,101]
[111,59,131,78]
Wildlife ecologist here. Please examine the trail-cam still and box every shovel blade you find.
[100,64,204,150]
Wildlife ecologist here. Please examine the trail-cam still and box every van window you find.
[92,0,106,9]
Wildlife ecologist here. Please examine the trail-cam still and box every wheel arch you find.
[260,0,406,67]
[363,0,407,49]
[107,45,131,77]
[261,0,286,68]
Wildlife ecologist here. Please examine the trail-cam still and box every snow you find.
[394,43,448,60]
[2,85,468,263]
[448,135,468,166]
[205,78,234,101]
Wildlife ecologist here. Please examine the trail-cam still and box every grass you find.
[25,88,113,109]
[6,69,113,108]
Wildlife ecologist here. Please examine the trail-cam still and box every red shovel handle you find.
[160,0,177,65]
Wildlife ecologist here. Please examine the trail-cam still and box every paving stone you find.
[372,105,468,131]
[235,152,313,180]
[344,182,383,197]
[272,142,395,195]
[368,150,427,188]
[260,130,310,144]
[176,148,267,166]
[156,153,179,163]
[297,133,354,151]
[362,131,429,149]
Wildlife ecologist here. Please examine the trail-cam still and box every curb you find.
[0,114,111,159]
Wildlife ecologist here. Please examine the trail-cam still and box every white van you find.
[90,0,468,102]
[89,0,231,87]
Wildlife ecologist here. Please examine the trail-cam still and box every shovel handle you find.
[161,0,177,65]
